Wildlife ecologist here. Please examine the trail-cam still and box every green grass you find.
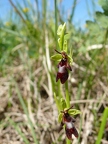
[95,107,108,144]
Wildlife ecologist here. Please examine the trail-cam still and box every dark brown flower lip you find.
[55,50,72,84]
[56,69,68,84]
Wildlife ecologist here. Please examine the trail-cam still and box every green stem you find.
[54,0,58,49]
[66,138,71,144]
[65,81,70,108]
[54,0,63,109]
[95,107,108,144]
[65,81,71,144]
[54,93,62,112]
[77,115,83,144]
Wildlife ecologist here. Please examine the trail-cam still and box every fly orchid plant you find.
[51,23,81,143]
[51,23,73,84]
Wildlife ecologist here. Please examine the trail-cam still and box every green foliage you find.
[95,107,108,144]
[86,12,108,43]
[99,0,108,16]
[95,11,108,28]
[51,22,73,68]
[86,1,108,44]
[57,23,71,52]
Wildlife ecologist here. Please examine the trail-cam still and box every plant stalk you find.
[95,107,108,144]
[65,81,70,144]
[65,81,70,108]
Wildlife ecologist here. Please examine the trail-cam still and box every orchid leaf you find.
[57,23,66,50]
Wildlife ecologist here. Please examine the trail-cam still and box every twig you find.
[8,0,26,23]
[87,44,108,51]
[70,99,107,104]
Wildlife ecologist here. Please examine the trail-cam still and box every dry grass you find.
[0,53,108,144]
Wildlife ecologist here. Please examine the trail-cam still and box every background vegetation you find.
[0,0,108,144]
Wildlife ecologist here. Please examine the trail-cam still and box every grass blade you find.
[54,0,58,49]
[14,81,39,144]
[9,118,30,144]
[95,107,108,144]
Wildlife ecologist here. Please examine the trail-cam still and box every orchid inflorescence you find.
[51,23,81,141]
[58,99,81,141]
[51,23,73,84]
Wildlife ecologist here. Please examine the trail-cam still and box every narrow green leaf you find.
[54,93,62,112]
[61,98,66,110]
[1,27,23,37]
[57,24,63,36]
[58,113,63,123]
[95,107,108,144]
